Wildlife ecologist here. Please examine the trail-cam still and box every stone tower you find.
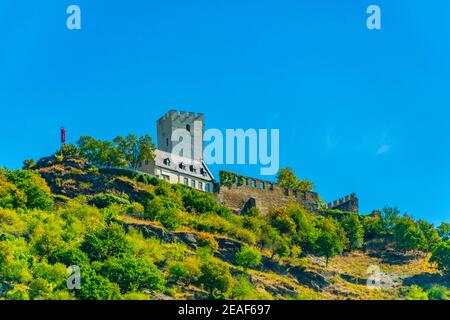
[157,110,205,161]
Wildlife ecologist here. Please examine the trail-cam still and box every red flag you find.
[61,127,66,145]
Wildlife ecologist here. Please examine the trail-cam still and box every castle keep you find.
[140,110,359,215]
[138,110,214,193]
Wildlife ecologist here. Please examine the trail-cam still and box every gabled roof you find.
[154,149,213,181]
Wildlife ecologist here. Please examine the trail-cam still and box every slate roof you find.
[154,149,214,181]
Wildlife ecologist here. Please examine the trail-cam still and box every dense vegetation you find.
[0,150,449,300]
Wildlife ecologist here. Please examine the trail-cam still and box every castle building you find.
[138,110,214,192]
[137,109,358,214]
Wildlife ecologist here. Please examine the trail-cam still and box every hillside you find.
[0,154,449,300]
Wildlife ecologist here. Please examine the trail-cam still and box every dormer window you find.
[200,168,207,176]
[163,158,171,166]
[189,165,196,173]
[179,162,186,170]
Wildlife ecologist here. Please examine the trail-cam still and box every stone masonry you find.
[327,193,359,213]
[214,173,319,215]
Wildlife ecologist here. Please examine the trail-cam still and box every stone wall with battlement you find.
[214,172,319,215]
[327,193,358,213]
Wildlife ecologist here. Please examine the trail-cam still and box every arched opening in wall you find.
[268,183,274,190]
[284,189,289,196]
[260,181,265,189]
[251,180,256,188]
[186,124,191,132]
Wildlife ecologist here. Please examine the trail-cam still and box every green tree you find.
[199,259,233,296]
[22,159,35,170]
[77,136,126,167]
[235,245,262,271]
[99,255,165,293]
[113,134,156,170]
[48,247,90,266]
[380,206,400,235]
[430,241,450,277]
[6,170,53,210]
[259,225,290,259]
[437,222,450,241]
[315,217,348,267]
[76,267,122,300]
[276,167,314,191]
[342,213,364,251]
[393,215,426,252]
[361,212,383,241]
[170,256,202,286]
[427,285,448,300]
[80,224,133,261]
[418,220,441,252]
[0,178,27,209]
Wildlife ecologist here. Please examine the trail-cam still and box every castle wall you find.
[214,175,319,215]
[327,193,359,213]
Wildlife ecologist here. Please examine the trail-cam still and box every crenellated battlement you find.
[327,193,358,213]
[215,171,320,214]
[158,110,204,123]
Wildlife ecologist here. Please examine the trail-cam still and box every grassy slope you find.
[117,215,444,300]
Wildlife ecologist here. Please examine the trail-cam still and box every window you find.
[205,183,211,192]
[200,168,206,176]
[163,158,171,166]
[190,165,196,173]
[191,180,196,188]
[198,182,203,190]
[162,174,170,181]
[184,177,189,185]
[186,124,191,132]
[179,162,186,170]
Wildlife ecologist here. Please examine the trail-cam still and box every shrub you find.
[90,194,130,209]
[99,255,165,293]
[430,241,450,277]
[5,170,54,210]
[402,285,429,300]
[158,208,183,230]
[197,232,219,253]
[427,285,448,300]
[6,284,29,300]
[0,178,27,209]
[230,275,271,300]
[48,247,90,266]
[76,267,122,300]
[122,292,151,300]
[126,202,145,216]
[235,245,262,271]
[80,224,133,261]
[168,262,189,284]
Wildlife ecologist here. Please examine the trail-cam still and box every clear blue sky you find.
[1,1,449,224]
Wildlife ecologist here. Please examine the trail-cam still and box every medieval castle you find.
[138,110,359,215]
